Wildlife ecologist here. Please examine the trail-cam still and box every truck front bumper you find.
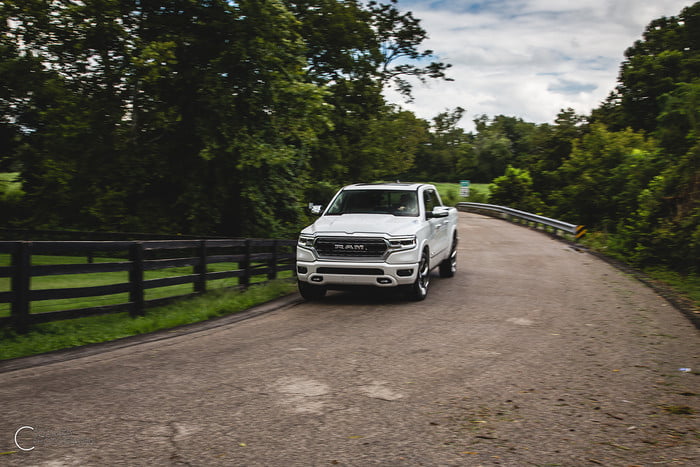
[296,260,419,287]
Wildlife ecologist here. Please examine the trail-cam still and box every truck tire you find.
[409,250,430,301]
[298,280,326,301]
[439,234,458,278]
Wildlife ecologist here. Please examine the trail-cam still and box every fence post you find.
[267,240,278,280]
[129,242,145,317]
[194,240,207,294]
[239,239,251,287]
[11,241,31,333]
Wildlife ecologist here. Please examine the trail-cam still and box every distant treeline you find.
[465,3,700,273]
[1,1,698,272]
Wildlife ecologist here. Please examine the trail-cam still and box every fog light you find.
[377,277,392,285]
[297,266,308,274]
[397,269,414,277]
[311,275,323,283]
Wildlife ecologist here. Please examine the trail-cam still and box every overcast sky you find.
[383,0,693,131]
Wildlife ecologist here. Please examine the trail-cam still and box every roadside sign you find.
[460,180,470,197]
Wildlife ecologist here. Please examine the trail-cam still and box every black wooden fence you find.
[0,238,297,332]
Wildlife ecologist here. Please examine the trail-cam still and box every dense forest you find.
[1,1,698,273]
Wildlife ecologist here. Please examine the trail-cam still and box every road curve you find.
[1,212,698,466]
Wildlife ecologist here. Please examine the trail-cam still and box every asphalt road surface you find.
[1,212,698,466]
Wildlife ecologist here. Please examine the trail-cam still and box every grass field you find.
[428,182,491,206]
[0,253,293,317]
[0,172,23,201]
[0,279,298,360]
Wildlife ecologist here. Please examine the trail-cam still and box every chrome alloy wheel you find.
[412,250,430,300]
[448,244,457,273]
[439,235,458,278]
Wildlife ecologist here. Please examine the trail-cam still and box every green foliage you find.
[0,280,297,360]
[355,108,429,181]
[643,267,700,309]
[427,182,490,205]
[520,109,588,194]
[465,185,490,204]
[449,2,697,275]
[550,124,660,230]
[0,172,23,201]
[404,107,472,182]
[1,0,451,238]
[489,166,545,213]
[619,143,700,270]
[0,172,24,224]
[599,3,700,133]
[2,0,697,277]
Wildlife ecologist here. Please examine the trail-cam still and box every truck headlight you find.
[298,235,315,249]
[387,236,416,251]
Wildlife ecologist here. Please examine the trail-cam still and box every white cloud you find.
[385,0,693,131]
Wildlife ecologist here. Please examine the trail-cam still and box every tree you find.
[357,107,428,181]
[2,0,452,237]
[5,0,332,236]
[521,108,588,198]
[466,115,516,182]
[489,166,544,213]
[655,79,700,157]
[618,80,700,270]
[407,107,471,181]
[367,0,452,99]
[550,124,659,230]
[283,0,452,185]
[0,6,47,173]
[598,2,700,133]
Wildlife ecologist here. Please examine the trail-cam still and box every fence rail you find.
[0,238,296,332]
[457,202,583,237]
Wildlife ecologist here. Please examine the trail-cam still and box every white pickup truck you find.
[296,183,459,301]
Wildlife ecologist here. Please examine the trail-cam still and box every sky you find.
[383,0,694,131]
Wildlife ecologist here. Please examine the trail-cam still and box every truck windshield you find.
[326,190,419,216]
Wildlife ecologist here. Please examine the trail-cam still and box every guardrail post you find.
[239,239,251,287]
[268,240,278,280]
[129,242,145,317]
[194,240,207,294]
[11,241,31,333]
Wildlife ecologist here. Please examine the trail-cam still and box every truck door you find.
[423,188,449,263]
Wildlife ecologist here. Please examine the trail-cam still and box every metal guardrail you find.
[457,202,584,237]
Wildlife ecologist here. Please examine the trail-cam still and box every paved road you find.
[1,212,698,466]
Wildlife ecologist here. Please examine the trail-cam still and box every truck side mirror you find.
[308,204,323,215]
[427,208,449,219]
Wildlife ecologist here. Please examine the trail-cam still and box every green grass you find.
[580,232,700,311]
[0,279,298,360]
[0,254,293,317]
[429,182,491,205]
[643,267,700,310]
[377,180,491,205]
[0,172,24,201]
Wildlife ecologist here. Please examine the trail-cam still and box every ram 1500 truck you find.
[296,183,459,301]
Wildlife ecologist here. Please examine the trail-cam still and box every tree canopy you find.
[1,1,698,273]
[485,3,700,272]
[0,0,449,236]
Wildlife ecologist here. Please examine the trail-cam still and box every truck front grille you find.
[314,237,388,258]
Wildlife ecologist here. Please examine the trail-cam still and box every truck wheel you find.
[439,234,458,278]
[298,280,326,301]
[410,250,430,301]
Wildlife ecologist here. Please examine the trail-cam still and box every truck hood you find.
[303,214,421,237]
